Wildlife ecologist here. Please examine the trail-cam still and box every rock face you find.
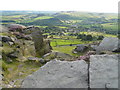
[21,54,119,88]
[31,28,52,56]
[21,60,88,88]
[8,24,26,31]
[96,37,120,53]
[90,54,118,88]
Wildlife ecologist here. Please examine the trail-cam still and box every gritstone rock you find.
[21,60,88,88]
[95,37,120,53]
[90,54,118,88]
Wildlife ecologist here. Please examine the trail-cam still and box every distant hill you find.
[1,11,118,35]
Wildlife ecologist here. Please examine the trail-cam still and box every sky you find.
[0,0,119,13]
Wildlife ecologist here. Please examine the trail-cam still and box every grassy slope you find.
[1,60,41,88]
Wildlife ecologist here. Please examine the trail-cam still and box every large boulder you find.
[21,60,88,88]
[90,54,118,88]
[95,37,120,53]
[73,44,89,53]
[31,28,52,57]
[8,24,26,32]
[0,36,13,42]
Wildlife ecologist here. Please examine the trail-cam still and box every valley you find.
[0,11,119,88]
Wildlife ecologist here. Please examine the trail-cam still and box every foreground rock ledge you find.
[21,60,88,88]
[90,54,118,88]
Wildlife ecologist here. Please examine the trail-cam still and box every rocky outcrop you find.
[73,44,89,53]
[7,24,26,32]
[89,54,118,88]
[0,36,13,43]
[21,60,88,88]
[21,54,119,89]
[31,28,52,57]
[95,37,120,53]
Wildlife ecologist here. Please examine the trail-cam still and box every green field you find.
[34,16,53,20]
[80,32,117,37]
[51,39,93,47]
[52,46,76,56]
[101,23,118,30]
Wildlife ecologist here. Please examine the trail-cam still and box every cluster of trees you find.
[77,34,104,41]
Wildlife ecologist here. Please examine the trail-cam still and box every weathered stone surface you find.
[0,36,13,42]
[7,51,19,58]
[27,57,45,64]
[90,54,118,88]
[27,57,40,61]
[73,44,89,53]
[8,24,26,31]
[96,37,120,53]
[91,45,98,51]
[31,29,52,56]
[22,60,88,88]
[43,51,73,60]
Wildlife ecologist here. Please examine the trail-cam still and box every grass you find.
[52,45,90,57]
[101,23,118,30]
[56,26,68,28]
[1,43,14,54]
[80,31,117,37]
[2,60,42,88]
[36,26,48,28]
[34,16,53,20]
[52,46,77,56]
[50,39,93,47]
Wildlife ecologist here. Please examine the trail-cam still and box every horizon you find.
[0,0,119,13]
[1,10,118,14]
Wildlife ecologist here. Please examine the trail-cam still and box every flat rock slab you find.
[90,54,118,88]
[22,60,88,88]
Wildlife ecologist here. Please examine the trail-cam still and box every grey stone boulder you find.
[43,51,73,60]
[90,54,118,88]
[7,24,26,31]
[27,57,45,64]
[27,57,40,61]
[7,41,14,46]
[7,51,19,58]
[73,44,89,53]
[21,60,88,88]
[31,29,52,57]
[95,37,120,53]
[0,36,13,43]
[90,45,98,51]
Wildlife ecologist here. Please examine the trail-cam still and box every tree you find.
[77,34,86,39]
[86,35,93,41]
[97,35,104,40]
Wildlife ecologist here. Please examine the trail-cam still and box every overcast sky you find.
[0,0,119,13]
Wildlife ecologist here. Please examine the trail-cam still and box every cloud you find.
[0,0,119,13]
